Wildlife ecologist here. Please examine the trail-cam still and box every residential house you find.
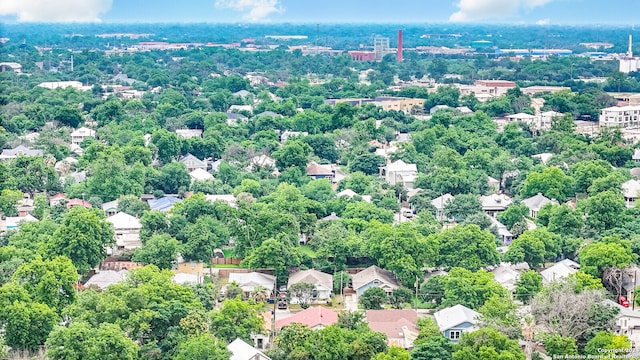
[352,265,399,297]
[226,112,249,126]
[279,130,308,143]
[189,168,214,183]
[0,145,44,160]
[70,127,96,146]
[255,111,281,119]
[102,199,119,217]
[365,309,419,349]
[148,196,182,212]
[228,272,276,298]
[175,129,203,139]
[227,338,272,360]
[232,90,251,99]
[431,193,454,221]
[633,149,640,163]
[487,176,500,193]
[491,262,529,292]
[379,160,418,190]
[622,179,640,208]
[205,194,237,208]
[54,157,78,175]
[540,262,578,283]
[49,193,67,207]
[306,162,335,183]
[532,153,554,165]
[287,269,333,304]
[320,212,340,221]
[456,106,474,114]
[480,193,512,218]
[179,153,207,172]
[375,145,398,159]
[604,300,640,349]
[84,270,128,290]
[430,105,450,114]
[490,217,513,245]
[522,193,558,218]
[248,154,276,170]
[1,214,38,232]
[66,199,92,209]
[275,306,338,331]
[434,304,480,342]
[107,212,142,252]
[539,111,564,130]
[172,273,203,285]
[336,189,372,203]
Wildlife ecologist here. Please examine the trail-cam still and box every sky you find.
[0,0,639,25]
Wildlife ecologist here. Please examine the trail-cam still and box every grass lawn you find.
[210,264,243,268]
[299,245,317,259]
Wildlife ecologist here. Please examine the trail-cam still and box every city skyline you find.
[1,0,640,25]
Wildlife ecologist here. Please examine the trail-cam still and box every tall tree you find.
[47,207,115,273]
[429,225,500,271]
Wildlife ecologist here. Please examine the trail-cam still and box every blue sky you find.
[0,0,639,24]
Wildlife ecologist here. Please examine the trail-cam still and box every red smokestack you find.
[397,29,403,62]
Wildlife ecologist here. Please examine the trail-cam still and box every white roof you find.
[228,338,271,360]
[622,180,640,199]
[480,193,512,210]
[540,263,577,283]
[70,127,96,137]
[102,199,119,211]
[434,304,480,332]
[386,160,417,172]
[540,111,563,117]
[205,194,237,208]
[337,189,358,198]
[228,272,276,292]
[489,217,513,238]
[431,193,454,210]
[5,214,38,228]
[107,212,142,230]
[521,193,558,212]
[507,113,537,119]
[557,258,580,269]
[189,168,214,181]
[84,270,127,289]
[288,269,333,291]
[633,149,640,161]
[172,273,202,285]
[491,264,520,291]
[532,153,554,165]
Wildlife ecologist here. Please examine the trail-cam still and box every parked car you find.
[619,295,630,307]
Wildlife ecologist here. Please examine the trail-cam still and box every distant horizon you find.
[1,21,638,27]
[1,0,639,26]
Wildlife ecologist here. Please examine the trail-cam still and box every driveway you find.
[344,294,358,311]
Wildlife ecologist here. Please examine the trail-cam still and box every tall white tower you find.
[628,34,633,58]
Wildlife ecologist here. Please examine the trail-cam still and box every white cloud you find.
[214,0,284,22]
[450,0,554,22]
[0,0,112,22]
[536,18,550,25]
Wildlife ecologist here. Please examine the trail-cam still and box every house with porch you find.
[365,309,419,349]
[379,160,418,190]
[228,272,276,299]
[522,193,558,218]
[622,179,640,208]
[275,306,338,331]
[431,193,454,221]
[107,212,142,253]
[352,265,399,297]
[179,153,207,172]
[480,193,512,218]
[70,127,96,146]
[287,269,333,304]
[434,304,480,342]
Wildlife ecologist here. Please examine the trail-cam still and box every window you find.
[449,331,461,340]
